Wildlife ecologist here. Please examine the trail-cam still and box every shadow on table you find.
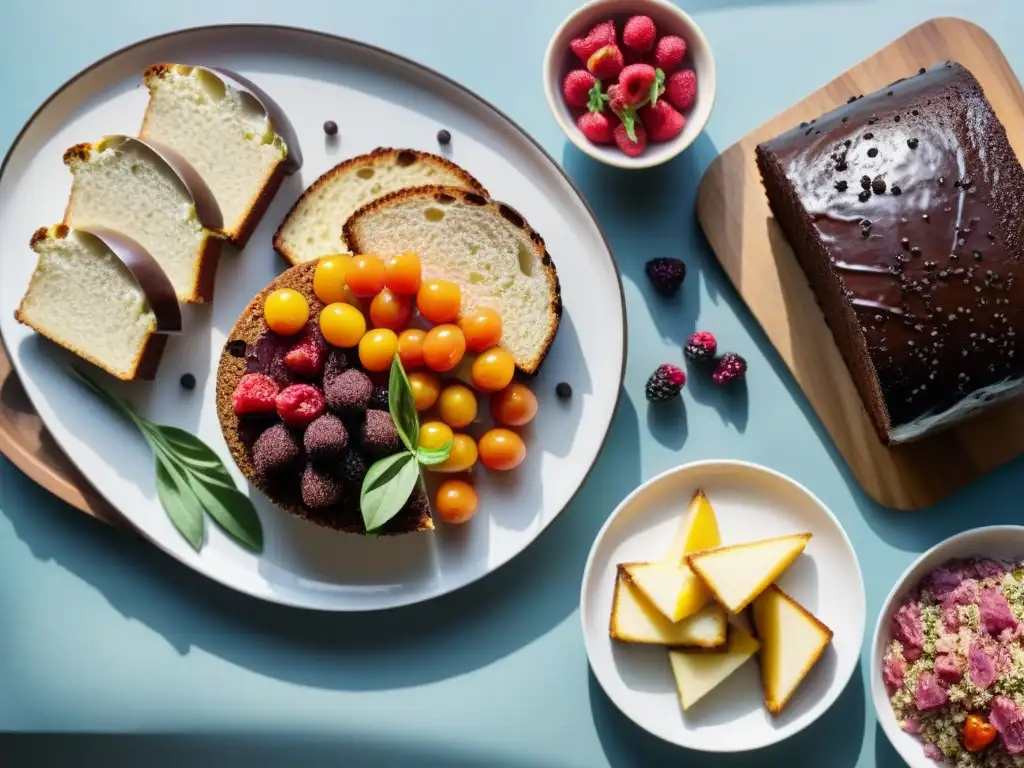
[1,732,564,768]
[3,393,643,693]
[587,664,866,767]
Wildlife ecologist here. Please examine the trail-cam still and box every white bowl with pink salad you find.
[872,526,1024,767]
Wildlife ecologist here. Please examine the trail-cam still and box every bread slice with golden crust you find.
[274,148,487,265]
[344,186,561,375]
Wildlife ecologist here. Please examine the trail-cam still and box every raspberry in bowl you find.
[543,0,716,169]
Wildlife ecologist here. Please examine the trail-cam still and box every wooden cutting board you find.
[696,18,1024,510]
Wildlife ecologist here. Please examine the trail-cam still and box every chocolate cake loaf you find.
[756,62,1024,445]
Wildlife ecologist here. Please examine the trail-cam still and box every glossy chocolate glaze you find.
[760,62,1024,437]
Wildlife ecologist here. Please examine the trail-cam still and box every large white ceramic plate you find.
[0,25,625,611]
[581,460,865,752]
[871,526,1024,767]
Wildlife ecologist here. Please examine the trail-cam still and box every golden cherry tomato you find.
[435,479,479,524]
[423,324,466,372]
[408,371,441,411]
[471,347,515,392]
[431,434,479,473]
[478,428,526,471]
[419,420,454,451]
[417,279,462,323]
[491,383,538,427]
[264,288,309,335]
[313,254,353,304]
[460,307,503,352]
[964,714,997,752]
[319,302,366,347]
[437,384,478,429]
[384,251,422,294]
[345,254,386,297]
[358,328,399,372]
[398,328,426,370]
[369,288,413,330]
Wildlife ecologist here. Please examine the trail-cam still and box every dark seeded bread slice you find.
[343,186,561,375]
[273,148,487,265]
[215,261,433,535]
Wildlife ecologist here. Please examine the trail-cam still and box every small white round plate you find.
[871,526,1024,767]
[580,460,865,752]
[0,26,625,611]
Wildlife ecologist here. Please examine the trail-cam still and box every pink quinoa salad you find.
[884,558,1024,766]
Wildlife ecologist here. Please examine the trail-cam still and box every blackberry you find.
[252,424,300,478]
[645,364,686,402]
[712,353,747,386]
[362,410,403,458]
[370,384,389,411]
[301,464,343,510]
[304,414,348,461]
[683,331,718,364]
[644,258,686,297]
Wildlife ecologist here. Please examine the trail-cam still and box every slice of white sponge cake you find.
[344,186,560,374]
[141,63,289,246]
[63,136,222,303]
[16,226,169,380]
[274,148,486,265]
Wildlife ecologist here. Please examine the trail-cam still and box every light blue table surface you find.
[3,0,1024,765]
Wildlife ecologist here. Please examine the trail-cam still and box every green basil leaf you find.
[185,475,264,553]
[416,441,452,466]
[361,452,419,532]
[155,457,204,551]
[388,355,419,452]
[151,425,235,481]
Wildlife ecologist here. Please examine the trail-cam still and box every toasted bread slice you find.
[752,585,832,715]
[15,226,171,380]
[63,137,222,304]
[274,148,486,265]
[669,623,761,711]
[344,186,561,374]
[687,533,811,613]
[610,567,727,647]
[141,63,290,246]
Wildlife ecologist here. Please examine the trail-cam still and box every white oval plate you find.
[871,525,1024,767]
[580,460,865,752]
[0,25,625,611]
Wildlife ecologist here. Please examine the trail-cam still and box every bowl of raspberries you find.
[544,0,715,168]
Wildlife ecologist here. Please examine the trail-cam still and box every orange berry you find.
[478,428,526,471]
[435,479,479,524]
[369,288,413,330]
[398,328,426,370]
[423,324,466,372]
[471,347,515,392]
[313,255,353,304]
[460,307,503,351]
[418,421,454,451]
[384,251,422,294]
[358,328,399,372]
[417,279,462,323]
[345,254,386,297]
[491,383,538,426]
[408,371,441,411]
[431,434,479,473]
[263,288,309,336]
[437,383,478,428]
[319,303,366,347]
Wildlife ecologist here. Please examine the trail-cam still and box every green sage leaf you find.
[151,425,235,484]
[416,441,452,466]
[155,457,204,551]
[185,475,263,553]
[361,452,419,532]
[388,355,419,453]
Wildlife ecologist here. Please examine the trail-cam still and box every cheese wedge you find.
[752,584,832,715]
[620,490,722,622]
[610,569,727,647]
[669,623,761,710]
[686,533,811,613]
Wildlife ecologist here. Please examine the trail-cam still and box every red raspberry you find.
[587,45,625,80]
[607,84,628,115]
[570,20,616,64]
[562,69,597,108]
[276,384,326,428]
[666,69,698,111]
[623,16,657,53]
[640,100,686,142]
[712,353,748,386]
[653,35,687,72]
[232,373,280,416]
[618,64,657,106]
[614,121,647,158]
[283,331,326,378]
[577,112,615,144]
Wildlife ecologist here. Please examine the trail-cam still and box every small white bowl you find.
[543,0,716,169]
[871,526,1024,767]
